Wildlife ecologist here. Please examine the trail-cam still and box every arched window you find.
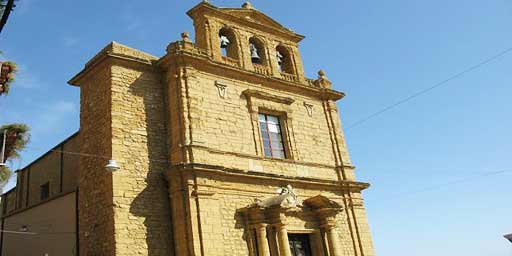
[219,27,239,60]
[249,37,266,65]
[276,45,294,74]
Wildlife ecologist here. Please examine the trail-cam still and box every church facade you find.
[0,2,374,256]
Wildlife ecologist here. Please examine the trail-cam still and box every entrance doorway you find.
[288,234,312,256]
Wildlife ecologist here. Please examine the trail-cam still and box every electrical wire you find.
[1,169,511,237]
[1,42,511,221]
[0,229,35,235]
[386,169,512,199]
[345,46,512,131]
[21,145,169,164]
[3,46,509,168]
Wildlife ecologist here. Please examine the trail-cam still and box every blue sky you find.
[1,0,511,255]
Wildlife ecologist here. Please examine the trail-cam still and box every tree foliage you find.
[0,61,17,95]
[0,123,29,191]
[0,123,29,160]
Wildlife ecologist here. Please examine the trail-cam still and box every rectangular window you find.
[288,234,312,256]
[40,182,50,201]
[258,113,286,159]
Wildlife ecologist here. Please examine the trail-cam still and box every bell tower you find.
[187,1,307,83]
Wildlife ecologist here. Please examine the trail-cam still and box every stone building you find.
[0,2,374,255]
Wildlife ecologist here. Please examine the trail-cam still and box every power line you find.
[345,46,512,131]
[3,47,510,169]
[1,46,510,204]
[0,229,35,235]
[386,169,512,199]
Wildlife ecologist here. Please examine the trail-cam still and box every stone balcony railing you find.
[280,72,298,82]
[221,56,241,68]
[253,63,270,76]
[169,39,324,88]
[306,78,316,87]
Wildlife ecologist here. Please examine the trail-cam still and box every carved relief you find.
[303,102,313,117]
[214,81,228,98]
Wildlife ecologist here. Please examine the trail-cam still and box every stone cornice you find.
[242,89,295,105]
[166,163,370,192]
[68,41,157,86]
[158,46,345,102]
[184,143,354,170]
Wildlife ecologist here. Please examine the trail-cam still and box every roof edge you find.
[14,131,80,174]
[68,41,158,86]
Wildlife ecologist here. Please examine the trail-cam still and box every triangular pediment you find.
[187,2,304,42]
[219,8,289,33]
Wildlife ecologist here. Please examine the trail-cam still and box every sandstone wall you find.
[110,62,173,255]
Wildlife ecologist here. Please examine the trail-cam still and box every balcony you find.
[305,78,316,87]
[221,56,241,68]
[280,72,298,82]
[253,63,270,76]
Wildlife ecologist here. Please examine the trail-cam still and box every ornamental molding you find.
[242,89,294,105]
[214,81,228,98]
[303,102,313,117]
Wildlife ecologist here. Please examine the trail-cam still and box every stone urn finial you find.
[181,32,192,43]
[242,2,254,9]
[314,69,332,89]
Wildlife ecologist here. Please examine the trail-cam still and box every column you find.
[323,223,343,256]
[275,223,292,256]
[254,224,271,256]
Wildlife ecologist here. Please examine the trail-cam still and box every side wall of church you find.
[78,60,116,255]
[109,58,174,255]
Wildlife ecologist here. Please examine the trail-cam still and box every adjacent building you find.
[0,2,374,255]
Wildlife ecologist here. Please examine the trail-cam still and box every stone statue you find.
[254,184,300,208]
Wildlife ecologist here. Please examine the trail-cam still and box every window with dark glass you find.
[288,234,312,256]
[40,182,50,200]
[258,113,286,159]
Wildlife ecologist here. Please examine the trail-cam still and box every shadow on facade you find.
[127,70,174,255]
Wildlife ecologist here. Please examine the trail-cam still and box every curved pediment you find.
[303,195,343,210]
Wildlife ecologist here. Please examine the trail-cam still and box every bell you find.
[220,35,230,48]
[276,51,284,64]
[250,44,260,61]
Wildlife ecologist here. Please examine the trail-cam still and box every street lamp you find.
[105,159,120,172]
[504,234,512,244]
[0,0,16,35]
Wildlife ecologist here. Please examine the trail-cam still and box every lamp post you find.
[505,234,512,244]
[0,129,6,166]
[105,159,120,172]
[0,0,15,35]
